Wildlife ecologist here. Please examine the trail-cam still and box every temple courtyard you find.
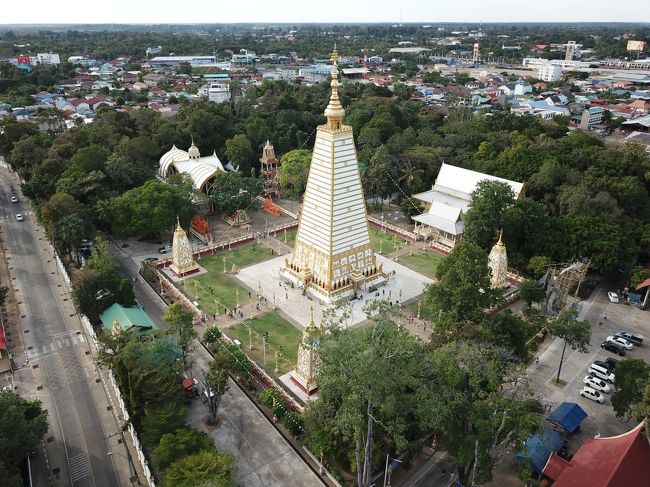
[236,254,433,329]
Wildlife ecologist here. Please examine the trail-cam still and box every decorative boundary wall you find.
[50,246,156,487]
[367,215,419,241]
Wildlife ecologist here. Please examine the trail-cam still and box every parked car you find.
[580,386,605,404]
[10,196,18,203]
[589,363,616,383]
[594,360,615,371]
[583,375,611,393]
[607,292,619,303]
[601,341,626,356]
[15,213,23,221]
[606,335,633,351]
[158,244,172,254]
[615,332,643,346]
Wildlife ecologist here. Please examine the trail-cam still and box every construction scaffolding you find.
[543,258,591,314]
[260,140,281,199]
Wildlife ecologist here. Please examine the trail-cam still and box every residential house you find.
[580,107,605,127]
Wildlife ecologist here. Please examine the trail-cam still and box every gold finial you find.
[176,214,181,228]
[330,43,340,65]
[324,44,345,129]
[497,228,504,245]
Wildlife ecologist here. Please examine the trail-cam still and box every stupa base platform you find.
[160,263,207,283]
[279,372,319,404]
[236,254,432,329]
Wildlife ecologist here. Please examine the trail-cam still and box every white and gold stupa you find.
[170,217,200,277]
[290,307,321,395]
[280,46,385,303]
[488,230,508,288]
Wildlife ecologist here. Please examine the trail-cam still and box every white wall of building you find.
[537,64,563,82]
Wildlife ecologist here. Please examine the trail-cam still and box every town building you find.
[149,55,219,68]
[280,47,385,303]
[537,64,563,82]
[207,83,230,104]
[580,107,605,128]
[411,163,523,248]
[36,53,61,66]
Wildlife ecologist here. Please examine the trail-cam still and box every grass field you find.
[369,226,410,254]
[406,298,436,321]
[227,312,302,375]
[274,228,297,248]
[177,242,275,315]
[398,250,445,279]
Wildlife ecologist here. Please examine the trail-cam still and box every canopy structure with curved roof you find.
[158,141,227,194]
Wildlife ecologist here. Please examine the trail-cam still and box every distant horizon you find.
[1,21,650,27]
[2,0,649,25]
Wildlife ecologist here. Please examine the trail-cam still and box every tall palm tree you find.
[398,161,424,195]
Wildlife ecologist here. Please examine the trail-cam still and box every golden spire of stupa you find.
[324,44,345,130]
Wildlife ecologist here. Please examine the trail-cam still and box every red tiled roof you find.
[636,277,650,291]
[0,326,6,350]
[543,453,572,481]
[547,422,650,487]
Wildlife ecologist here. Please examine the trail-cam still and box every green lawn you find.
[398,250,445,279]
[369,226,410,254]
[406,298,435,321]
[176,242,275,315]
[226,312,302,375]
[274,228,297,248]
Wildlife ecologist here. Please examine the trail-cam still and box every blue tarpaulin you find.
[547,402,587,433]
[516,428,565,474]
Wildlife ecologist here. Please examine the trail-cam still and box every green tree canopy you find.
[518,280,545,308]
[426,241,503,333]
[225,134,253,172]
[153,428,215,471]
[278,149,311,198]
[71,238,135,322]
[463,180,517,251]
[304,302,426,487]
[103,180,195,239]
[141,401,188,448]
[548,307,591,383]
[0,390,48,485]
[417,341,541,486]
[611,359,650,421]
[163,303,197,369]
[209,171,262,217]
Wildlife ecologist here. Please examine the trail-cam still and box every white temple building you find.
[411,163,523,249]
[280,46,385,304]
[158,139,232,194]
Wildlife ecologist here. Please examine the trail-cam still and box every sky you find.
[1,0,648,24]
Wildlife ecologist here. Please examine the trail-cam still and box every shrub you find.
[259,388,278,409]
[283,411,304,437]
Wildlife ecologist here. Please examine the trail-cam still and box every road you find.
[0,167,135,487]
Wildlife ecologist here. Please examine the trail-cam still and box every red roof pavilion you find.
[543,421,650,487]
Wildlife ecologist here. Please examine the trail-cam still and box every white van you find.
[589,363,615,383]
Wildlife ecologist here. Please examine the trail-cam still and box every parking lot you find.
[527,284,649,451]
